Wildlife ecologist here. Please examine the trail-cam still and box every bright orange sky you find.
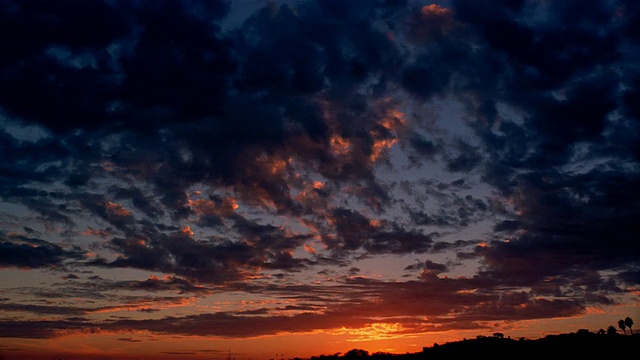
[2,266,637,360]
[4,312,638,360]
[5,310,640,360]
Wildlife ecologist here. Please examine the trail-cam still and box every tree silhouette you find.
[618,319,627,335]
[344,349,369,359]
[624,317,634,335]
[607,325,618,335]
[576,329,590,336]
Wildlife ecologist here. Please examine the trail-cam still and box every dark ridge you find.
[308,332,640,360]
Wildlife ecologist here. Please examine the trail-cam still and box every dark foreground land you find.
[311,333,640,360]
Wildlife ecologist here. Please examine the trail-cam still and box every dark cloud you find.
[320,208,435,254]
[98,232,255,284]
[0,0,231,133]
[445,140,483,172]
[117,337,142,343]
[0,319,88,339]
[479,168,640,289]
[0,293,197,319]
[112,186,163,219]
[0,274,591,339]
[0,234,85,269]
[405,260,448,274]
[0,0,638,349]
[0,303,85,316]
[116,276,211,295]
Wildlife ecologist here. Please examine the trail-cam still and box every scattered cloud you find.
[0,0,638,354]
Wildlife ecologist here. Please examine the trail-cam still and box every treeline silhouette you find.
[306,322,638,360]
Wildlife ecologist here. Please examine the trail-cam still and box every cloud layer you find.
[0,0,638,344]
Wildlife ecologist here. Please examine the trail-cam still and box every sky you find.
[0,0,639,359]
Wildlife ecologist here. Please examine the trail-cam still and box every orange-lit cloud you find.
[407,3,454,43]
[304,243,316,254]
[188,197,239,217]
[330,135,352,156]
[368,103,406,162]
[105,201,132,217]
[81,228,112,237]
[180,225,194,237]
[90,296,197,314]
[335,323,406,342]
[421,4,452,17]
[370,138,398,162]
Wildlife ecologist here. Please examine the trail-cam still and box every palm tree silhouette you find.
[618,319,627,335]
[624,317,634,335]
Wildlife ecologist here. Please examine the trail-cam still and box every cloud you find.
[0,319,87,339]
[0,274,590,339]
[0,234,86,269]
[0,303,86,316]
[117,337,142,343]
[116,275,211,295]
[481,168,640,288]
[406,4,455,43]
[0,0,638,347]
[97,232,256,284]
[0,293,197,319]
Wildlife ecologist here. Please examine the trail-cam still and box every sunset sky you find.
[1,0,639,359]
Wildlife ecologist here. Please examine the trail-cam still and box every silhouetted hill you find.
[418,332,639,359]
[310,333,639,360]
